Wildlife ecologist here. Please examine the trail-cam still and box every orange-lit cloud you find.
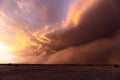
[63,0,98,28]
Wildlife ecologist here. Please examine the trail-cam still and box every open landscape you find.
[0,65,119,80]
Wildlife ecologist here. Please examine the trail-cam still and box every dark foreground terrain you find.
[0,64,120,80]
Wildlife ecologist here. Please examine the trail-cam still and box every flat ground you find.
[0,64,120,80]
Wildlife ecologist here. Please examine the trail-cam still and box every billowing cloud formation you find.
[63,0,96,28]
[44,0,120,64]
[45,0,120,52]
[0,0,120,64]
[45,30,120,64]
[16,0,120,64]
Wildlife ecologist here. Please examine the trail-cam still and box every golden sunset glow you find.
[0,42,16,63]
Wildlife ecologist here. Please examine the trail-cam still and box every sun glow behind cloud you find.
[0,42,17,63]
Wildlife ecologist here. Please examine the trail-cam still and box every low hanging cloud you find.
[45,30,120,64]
[15,0,120,64]
[44,0,120,64]
[45,0,120,53]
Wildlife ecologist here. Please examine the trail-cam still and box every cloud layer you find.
[0,0,120,64]
[16,0,120,64]
[45,30,120,64]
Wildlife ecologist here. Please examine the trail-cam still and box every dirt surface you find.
[0,64,120,80]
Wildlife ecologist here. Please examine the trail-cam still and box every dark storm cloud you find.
[46,0,120,52]
[45,30,120,64]
[43,0,120,64]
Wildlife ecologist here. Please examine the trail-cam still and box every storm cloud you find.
[44,0,120,64]
[0,0,120,64]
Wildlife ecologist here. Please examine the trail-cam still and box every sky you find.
[0,0,76,63]
[0,0,120,64]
